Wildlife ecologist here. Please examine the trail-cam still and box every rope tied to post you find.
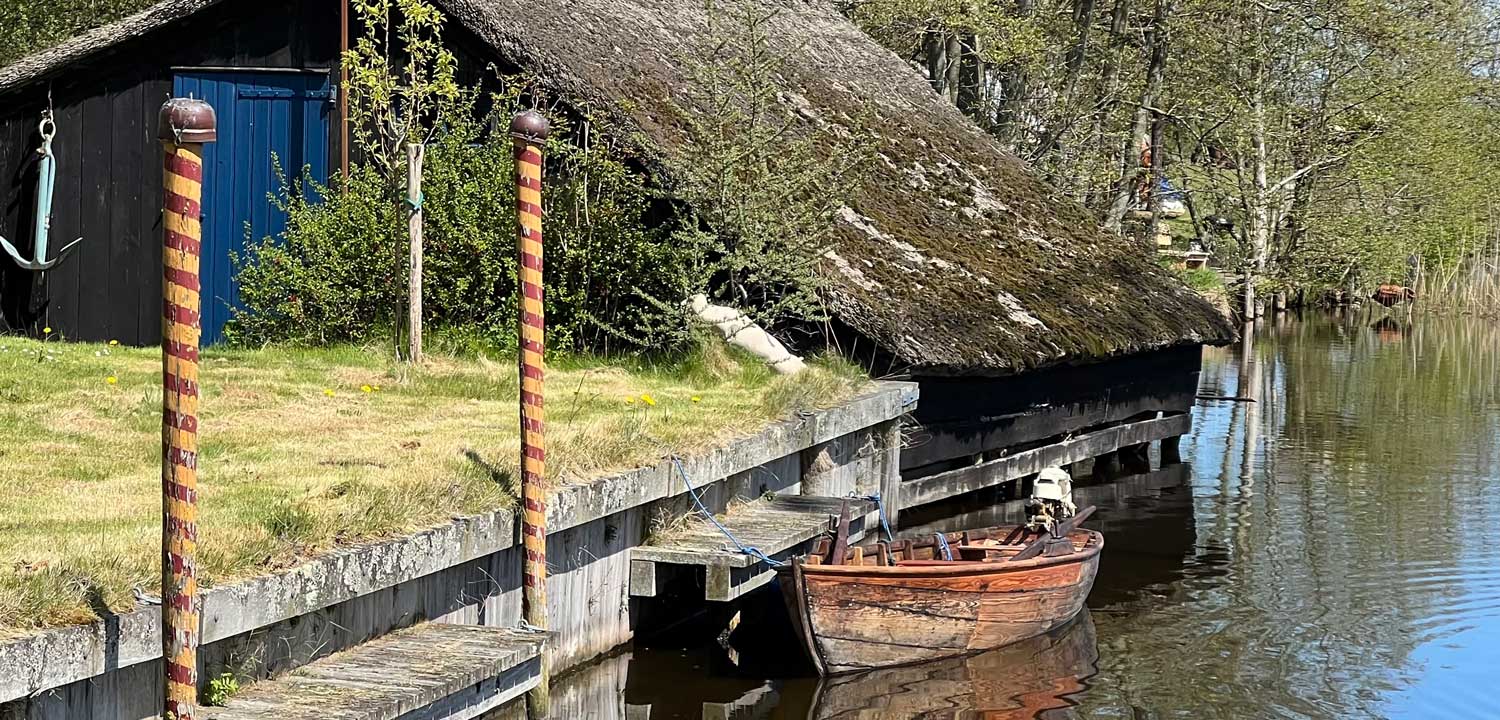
[934,532,954,561]
[670,456,783,567]
[852,492,896,542]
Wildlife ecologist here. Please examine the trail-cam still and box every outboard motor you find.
[1025,467,1077,534]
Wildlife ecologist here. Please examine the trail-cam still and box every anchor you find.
[0,111,82,271]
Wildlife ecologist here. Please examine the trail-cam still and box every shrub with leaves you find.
[228,92,691,351]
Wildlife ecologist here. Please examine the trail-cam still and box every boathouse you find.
[432,0,1235,511]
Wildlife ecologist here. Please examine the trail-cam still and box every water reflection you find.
[496,312,1500,719]
[1081,312,1500,718]
[809,612,1097,720]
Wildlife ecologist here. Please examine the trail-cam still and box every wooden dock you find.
[631,495,874,601]
[203,623,546,720]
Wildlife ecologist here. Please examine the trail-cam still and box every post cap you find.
[510,110,550,143]
[158,98,217,144]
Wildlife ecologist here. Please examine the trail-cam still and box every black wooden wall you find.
[902,344,1204,474]
[0,0,340,344]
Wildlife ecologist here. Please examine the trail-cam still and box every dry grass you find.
[0,337,867,633]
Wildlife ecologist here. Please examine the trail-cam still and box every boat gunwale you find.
[791,529,1104,577]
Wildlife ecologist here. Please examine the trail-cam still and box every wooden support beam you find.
[1120,442,1152,474]
[900,413,1191,509]
[1161,434,1183,465]
[1092,451,1121,482]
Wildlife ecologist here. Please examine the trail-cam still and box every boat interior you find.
[807,506,1099,568]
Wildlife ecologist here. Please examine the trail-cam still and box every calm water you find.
[543,312,1500,719]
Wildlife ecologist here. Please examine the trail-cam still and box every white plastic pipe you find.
[687,294,807,375]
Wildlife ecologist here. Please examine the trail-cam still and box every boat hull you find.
[780,530,1102,675]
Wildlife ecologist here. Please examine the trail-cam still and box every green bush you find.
[227,99,693,353]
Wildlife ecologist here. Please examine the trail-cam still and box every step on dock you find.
[630,495,874,601]
[204,623,547,720]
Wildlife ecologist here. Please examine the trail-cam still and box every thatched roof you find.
[450,0,1233,375]
[0,0,1234,376]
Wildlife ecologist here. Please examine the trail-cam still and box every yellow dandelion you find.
[625,396,636,404]
[361,385,373,393]
[108,339,119,346]
[691,396,702,403]
[323,389,335,397]
[641,393,657,406]
[105,376,118,385]
[42,326,51,334]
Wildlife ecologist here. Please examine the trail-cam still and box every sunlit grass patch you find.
[0,337,867,633]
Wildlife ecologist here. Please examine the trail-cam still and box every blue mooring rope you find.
[934,532,954,561]
[671,456,783,567]
[855,492,896,543]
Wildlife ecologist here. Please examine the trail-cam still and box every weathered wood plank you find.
[633,497,871,570]
[633,497,873,601]
[203,624,545,720]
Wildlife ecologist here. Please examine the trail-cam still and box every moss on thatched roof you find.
[446,0,1234,375]
[0,0,1234,376]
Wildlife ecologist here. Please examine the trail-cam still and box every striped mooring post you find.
[158,97,215,720]
[512,109,551,715]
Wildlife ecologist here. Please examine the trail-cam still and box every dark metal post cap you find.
[510,110,550,143]
[158,98,218,144]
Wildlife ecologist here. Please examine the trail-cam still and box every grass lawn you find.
[0,336,867,633]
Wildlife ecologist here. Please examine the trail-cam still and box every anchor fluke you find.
[2,112,82,272]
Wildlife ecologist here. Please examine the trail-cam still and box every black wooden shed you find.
[0,0,342,345]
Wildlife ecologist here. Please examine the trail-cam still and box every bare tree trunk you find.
[1247,37,1270,319]
[1105,0,1171,233]
[1034,0,1098,158]
[946,33,963,105]
[924,29,948,97]
[1077,0,1132,209]
[957,34,985,116]
[994,0,1036,141]
[407,143,425,363]
[1145,111,1167,246]
[1063,0,1098,101]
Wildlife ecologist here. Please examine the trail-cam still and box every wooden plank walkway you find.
[631,495,873,601]
[204,624,546,720]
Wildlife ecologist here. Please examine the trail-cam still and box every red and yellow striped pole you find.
[158,97,215,720]
[512,109,551,715]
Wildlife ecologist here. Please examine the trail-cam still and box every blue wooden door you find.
[173,71,333,344]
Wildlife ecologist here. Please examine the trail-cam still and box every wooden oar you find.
[1008,505,1097,562]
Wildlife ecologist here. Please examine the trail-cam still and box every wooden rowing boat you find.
[778,507,1102,675]
[809,610,1098,719]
